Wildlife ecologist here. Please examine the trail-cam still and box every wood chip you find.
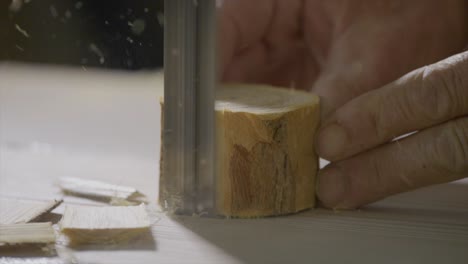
[60,204,151,245]
[0,222,56,245]
[58,177,147,205]
[0,198,62,225]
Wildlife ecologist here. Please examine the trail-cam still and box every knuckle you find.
[367,93,397,141]
[370,86,418,142]
[419,65,458,121]
[448,118,468,173]
[434,118,468,174]
[368,99,388,140]
[368,157,389,194]
[355,155,390,198]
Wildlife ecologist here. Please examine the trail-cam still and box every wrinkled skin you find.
[220,0,468,208]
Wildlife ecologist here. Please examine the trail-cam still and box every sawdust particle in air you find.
[157,12,164,26]
[49,5,58,18]
[8,0,22,12]
[15,24,30,38]
[75,1,83,10]
[89,43,105,64]
[129,19,146,35]
[65,10,72,19]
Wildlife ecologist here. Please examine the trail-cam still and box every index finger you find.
[316,51,468,161]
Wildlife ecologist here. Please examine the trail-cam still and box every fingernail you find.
[316,167,346,208]
[316,123,348,159]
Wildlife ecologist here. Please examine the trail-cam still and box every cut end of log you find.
[216,84,319,115]
[216,84,320,217]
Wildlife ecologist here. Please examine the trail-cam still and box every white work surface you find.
[0,64,467,264]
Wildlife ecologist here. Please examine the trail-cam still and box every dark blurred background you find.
[0,0,164,70]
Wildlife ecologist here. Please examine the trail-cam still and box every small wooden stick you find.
[0,222,56,245]
[0,198,62,225]
[60,204,151,245]
[59,177,147,205]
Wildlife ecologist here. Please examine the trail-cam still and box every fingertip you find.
[316,166,346,208]
[317,164,369,210]
[315,122,349,161]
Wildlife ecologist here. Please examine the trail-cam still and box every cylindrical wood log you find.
[215,84,320,217]
[160,84,320,218]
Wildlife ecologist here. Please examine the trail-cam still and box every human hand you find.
[220,0,468,117]
[315,51,468,209]
[220,0,468,208]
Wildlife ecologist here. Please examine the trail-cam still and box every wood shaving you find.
[0,198,62,225]
[58,177,147,205]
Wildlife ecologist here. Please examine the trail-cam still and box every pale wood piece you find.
[60,204,151,245]
[0,198,62,225]
[0,222,56,245]
[215,84,320,217]
[59,177,147,205]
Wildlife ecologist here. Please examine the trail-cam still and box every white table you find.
[1,63,467,264]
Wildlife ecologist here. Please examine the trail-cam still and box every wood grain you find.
[0,198,62,225]
[215,84,320,217]
[60,204,151,245]
[0,223,55,245]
